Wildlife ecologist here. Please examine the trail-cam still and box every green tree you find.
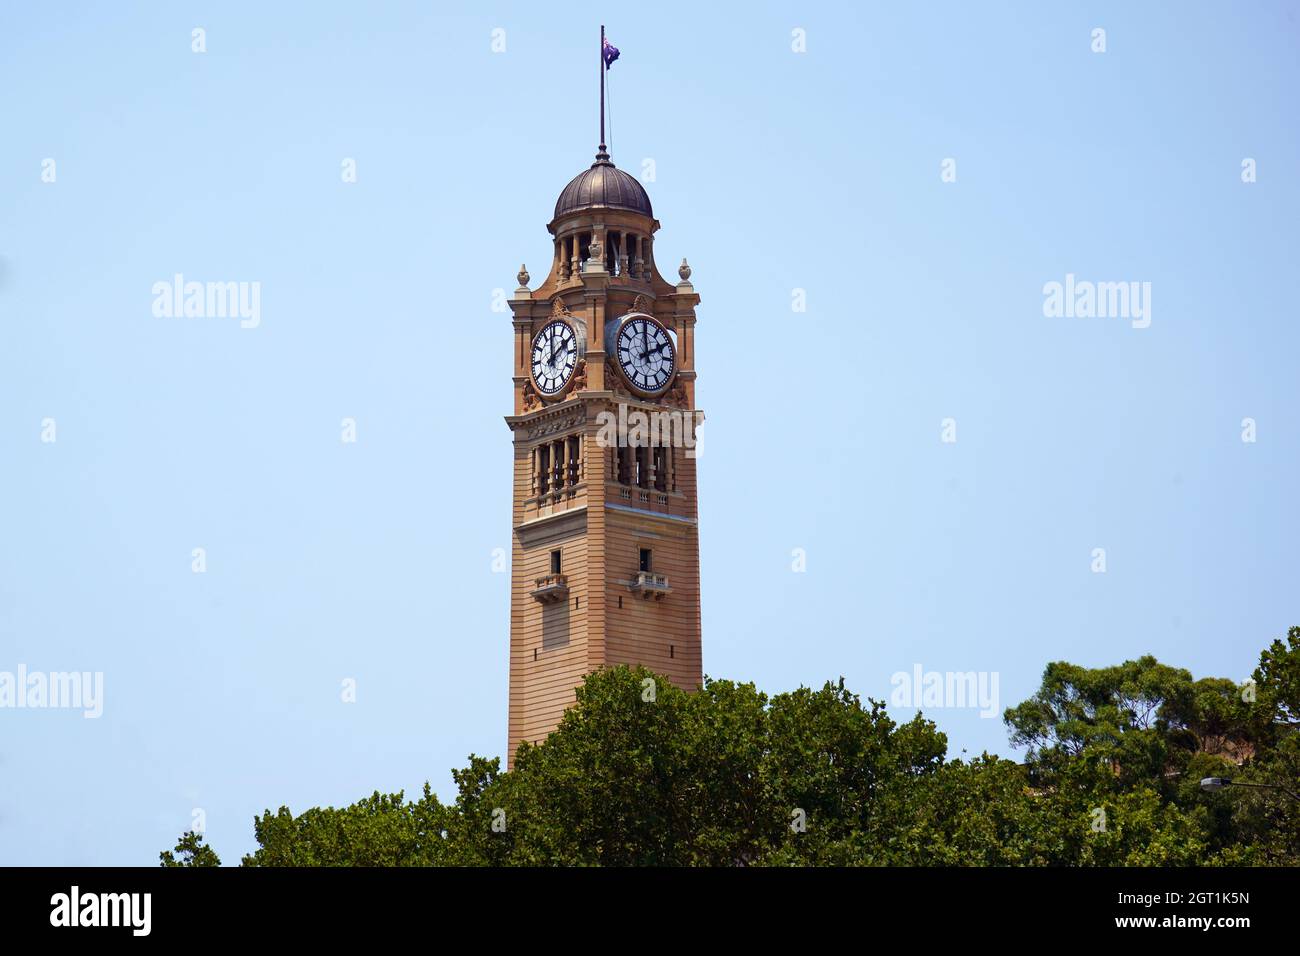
[1221,626,1300,864]
[163,632,1299,867]
[159,830,221,867]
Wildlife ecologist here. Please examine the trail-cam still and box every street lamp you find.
[1200,777,1300,801]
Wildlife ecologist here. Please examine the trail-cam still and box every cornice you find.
[604,502,698,526]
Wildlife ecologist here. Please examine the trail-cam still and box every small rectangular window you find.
[639,548,652,573]
[550,550,562,574]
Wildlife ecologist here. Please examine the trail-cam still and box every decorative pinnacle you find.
[594,144,612,166]
[517,264,530,287]
[678,258,692,282]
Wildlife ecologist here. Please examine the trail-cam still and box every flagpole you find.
[599,24,606,152]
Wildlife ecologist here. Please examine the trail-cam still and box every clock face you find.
[616,316,675,394]
[530,320,577,396]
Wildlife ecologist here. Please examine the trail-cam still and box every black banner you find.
[0,866,1282,941]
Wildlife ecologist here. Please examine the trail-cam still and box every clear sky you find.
[2,2,1297,865]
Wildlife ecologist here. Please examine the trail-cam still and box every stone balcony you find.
[629,570,671,600]
[531,573,570,604]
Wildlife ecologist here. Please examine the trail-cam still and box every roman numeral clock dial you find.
[529,320,577,396]
[616,315,674,395]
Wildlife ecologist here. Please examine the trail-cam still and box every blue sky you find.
[1,2,1297,865]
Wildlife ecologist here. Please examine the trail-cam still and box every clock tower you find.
[503,130,703,766]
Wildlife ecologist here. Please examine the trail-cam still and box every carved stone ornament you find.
[570,358,587,392]
[551,297,572,319]
[526,412,584,440]
[604,356,626,395]
[666,379,689,408]
[631,294,652,315]
[678,258,691,282]
[522,380,540,410]
[517,264,530,287]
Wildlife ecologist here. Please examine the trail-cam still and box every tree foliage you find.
[167,628,1300,866]
[159,831,221,867]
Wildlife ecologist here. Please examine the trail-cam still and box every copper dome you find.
[554,148,653,220]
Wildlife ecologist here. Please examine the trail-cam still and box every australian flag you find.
[603,37,620,69]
